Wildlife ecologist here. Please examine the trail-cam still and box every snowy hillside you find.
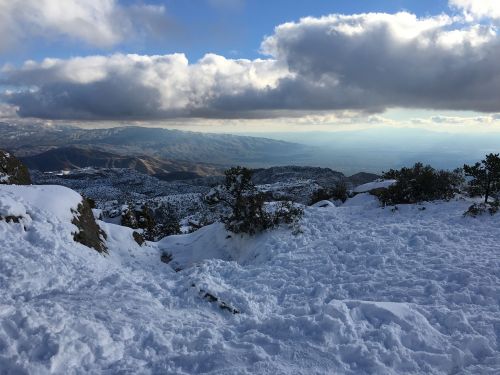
[1,186,500,374]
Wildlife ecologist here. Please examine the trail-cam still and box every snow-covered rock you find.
[353,179,396,193]
[311,199,335,208]
[0,185,106,252]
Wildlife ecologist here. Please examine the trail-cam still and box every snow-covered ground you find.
[1,186,499,374]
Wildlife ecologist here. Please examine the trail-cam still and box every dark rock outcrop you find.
[132,231,145,246]
[72,198,108,254]
[0,150,32,185]
[0,215,22,224]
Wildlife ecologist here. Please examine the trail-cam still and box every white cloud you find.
[449,0,500,20]
[0,0,168,51]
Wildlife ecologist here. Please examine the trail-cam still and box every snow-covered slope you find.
[1,186,499,374]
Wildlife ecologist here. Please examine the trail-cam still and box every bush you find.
[206,166,303,235]
[269,201,304,225]
[464,153,500,204]
[331,180,349,202]
[378,163,463,205]
[270,201,304,235]
[464,200,500,217]
[150,203,182,239]
[121,202,180,241]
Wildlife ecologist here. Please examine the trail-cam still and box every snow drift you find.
[1,184,500,374]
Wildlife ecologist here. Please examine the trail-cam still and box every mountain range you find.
[20,147,224,180]
[0,122,312,167]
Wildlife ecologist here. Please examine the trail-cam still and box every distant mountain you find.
[0,122,313,167]
[252,166,345,188]
[251,166,379,190]
[21,147,224,179]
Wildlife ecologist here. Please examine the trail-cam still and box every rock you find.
[0,150,32,185]
[72,198,108,254]
[160,252,173,264]
[199,289,240,314]
[0,216,22,224]
[132,231,145,246]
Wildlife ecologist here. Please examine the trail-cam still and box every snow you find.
[311,199,335,208]
[1,185,500,374]
[354,179,396,193]
[0,173,10,183]
[0,193,27,218]
[0,185,82,222]
[342,192,381,208]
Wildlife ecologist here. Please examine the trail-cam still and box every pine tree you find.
[464,153,500,203]
[205,166,302,235]
[379,163,463,205]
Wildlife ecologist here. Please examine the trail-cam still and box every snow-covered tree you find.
[206,166,302,235]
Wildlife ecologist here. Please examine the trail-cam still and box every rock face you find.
[0,150,32,185]
[72,198,108,254]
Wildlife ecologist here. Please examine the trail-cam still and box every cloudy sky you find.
[1,0,500,132]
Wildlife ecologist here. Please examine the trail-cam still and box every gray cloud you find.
[3,11,500,120]
[8,78,163,120]
[0,103,18,118]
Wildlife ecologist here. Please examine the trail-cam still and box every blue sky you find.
[5,0,452,64]
[1,0,500,132]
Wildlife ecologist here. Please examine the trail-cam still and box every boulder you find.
[0,150,32,185]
